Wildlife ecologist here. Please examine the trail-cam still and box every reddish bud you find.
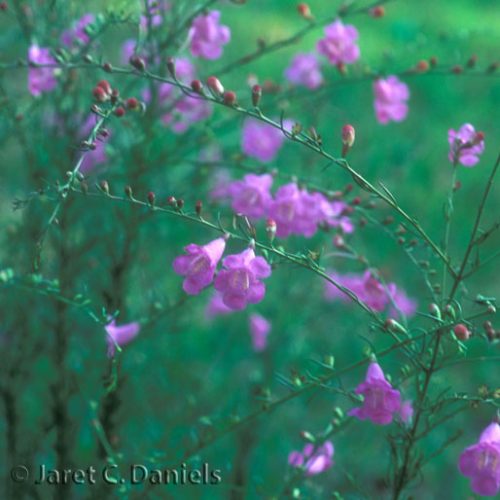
[333,234,345,248]
[124,185,133,198]
[147,191,156,205]
[344,183,353,194]
[223,90,237,106]
[383,216,394,225]
[415,60,429,73]
[453,324,471,341]
[297,3,313,19]
[96,79,112,95]
[102,62,113,73]
[266,218,277,243]
[114,106,125,117]
[207,76,224,96]
[351,196,361,206]
[451,65,463,74]
[129,55,146,71]
[167,196,176,206]
[473,131,485,145]
[251,84,262,107]
[466,54,478,68]
[341,124,355,157]
[336,62,347,75]
[195,200,203,216]
[191,79,203,93]
[429,56,438,68]
[369,6,385,18]
[0,2,8,11]
[486,61,499,73]
[92,86,108,102]
[176,199,184,210]
[126,97,139,110]
[453,180,462,192]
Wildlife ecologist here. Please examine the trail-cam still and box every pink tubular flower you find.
[388,285,417,318]
[458,422,500,497]
[61,13,95,46]
[373,76,410,124]
[173,237,226,295]
[214,248,271,310]
[228,174,273,218]
[448,123,485,167]
[105,319,141,357]
[284,53,323,89]
[28,45,57,96]
[189,10,230,60]
[249,313,271,352]
[348,362,401,425]
[316,19,360,65]
[398,400,414,424]
[241,118,292,163]
[288,441,334,476]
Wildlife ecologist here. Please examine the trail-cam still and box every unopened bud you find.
[92,86,108,102]
[114,106,125,117]
[167,196,176,206]
[147,191,155,205]
[415,60,429,73]
[195,200,203,216]
[451,65,463,74]
[124,185,133,199]
[191,79,203,93]
[207,76,224,96]
[429,56,438,68]
[266,218,277,243]
[126,97,139,110]
[129,55,146,71]
[300,430,315,442]
[453,324,471,341]
[99,180,109,194]
[102,62,113,73]
[341,125,355,158]
[443,304,456,320]
[369,6,385,18]
[251,84,262,107]
[466,54,477,68]
[333,234,345,248]
[428,303,441,320]
[384,318,407,334]
[223,90,237,106]
[176,198,184,210]
[297,3,313,20]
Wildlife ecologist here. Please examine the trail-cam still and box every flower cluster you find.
[448,123,485,167]
[284,53,323,89]
[189,10,230,60]
[28,45,57,97]
[324,270,416,317]
[220,174,353,240]
[288,441,334,476]
[173,240,271,311]
[373,76,410,124]
[61,13,95,47]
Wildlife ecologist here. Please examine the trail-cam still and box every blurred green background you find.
[0,0,499,499]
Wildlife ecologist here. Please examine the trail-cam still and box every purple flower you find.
[284,53,323,89]
[348,362,401,425]
[61,13,95,46]
[205,291,234,319]
[314,194,354,233]
[209,168,232,203]
[316,19,360,65]
[189,10,230,60]
[448,123,485,167]
[249,314,271,352]
[373,76,410,124]
[105,319,140,357]
[173,237,226,295]
[288,441,334,476]
[228,174,273,218]
[241,118,290,163]
[121,39,137,66]
[140,0,170,31]
[458,422,500,497]
[28,45,57,96]
[214,248,271,310]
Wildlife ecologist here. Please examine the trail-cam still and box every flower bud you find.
[126,97,139,110]
[415,60,429,73]
[167,196,176,206]
[369,6,385,18]
[451,65,463,74]
[195,200,203,216]
[333,234,345,248]
[129,55,146,71]
[176,198,184,210]
[124,185,133,199]
[166,57,176,78]
[223,90,237,106]
[384,318,407,334]
[191,79,203,93]
[453,324,471,341]
[266,218,277,243]
[428,303,441,320]
[92,86,108,102]
[251,84,262,107]
[147,191,155,205]
[466,54,477,68]
[99,180,109,194]
[114,106,125,117]
[341,124,355,156]
[102,62,113,73]
[300,430,315,442]
[207,76,224,96]
[297,3,313,20]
